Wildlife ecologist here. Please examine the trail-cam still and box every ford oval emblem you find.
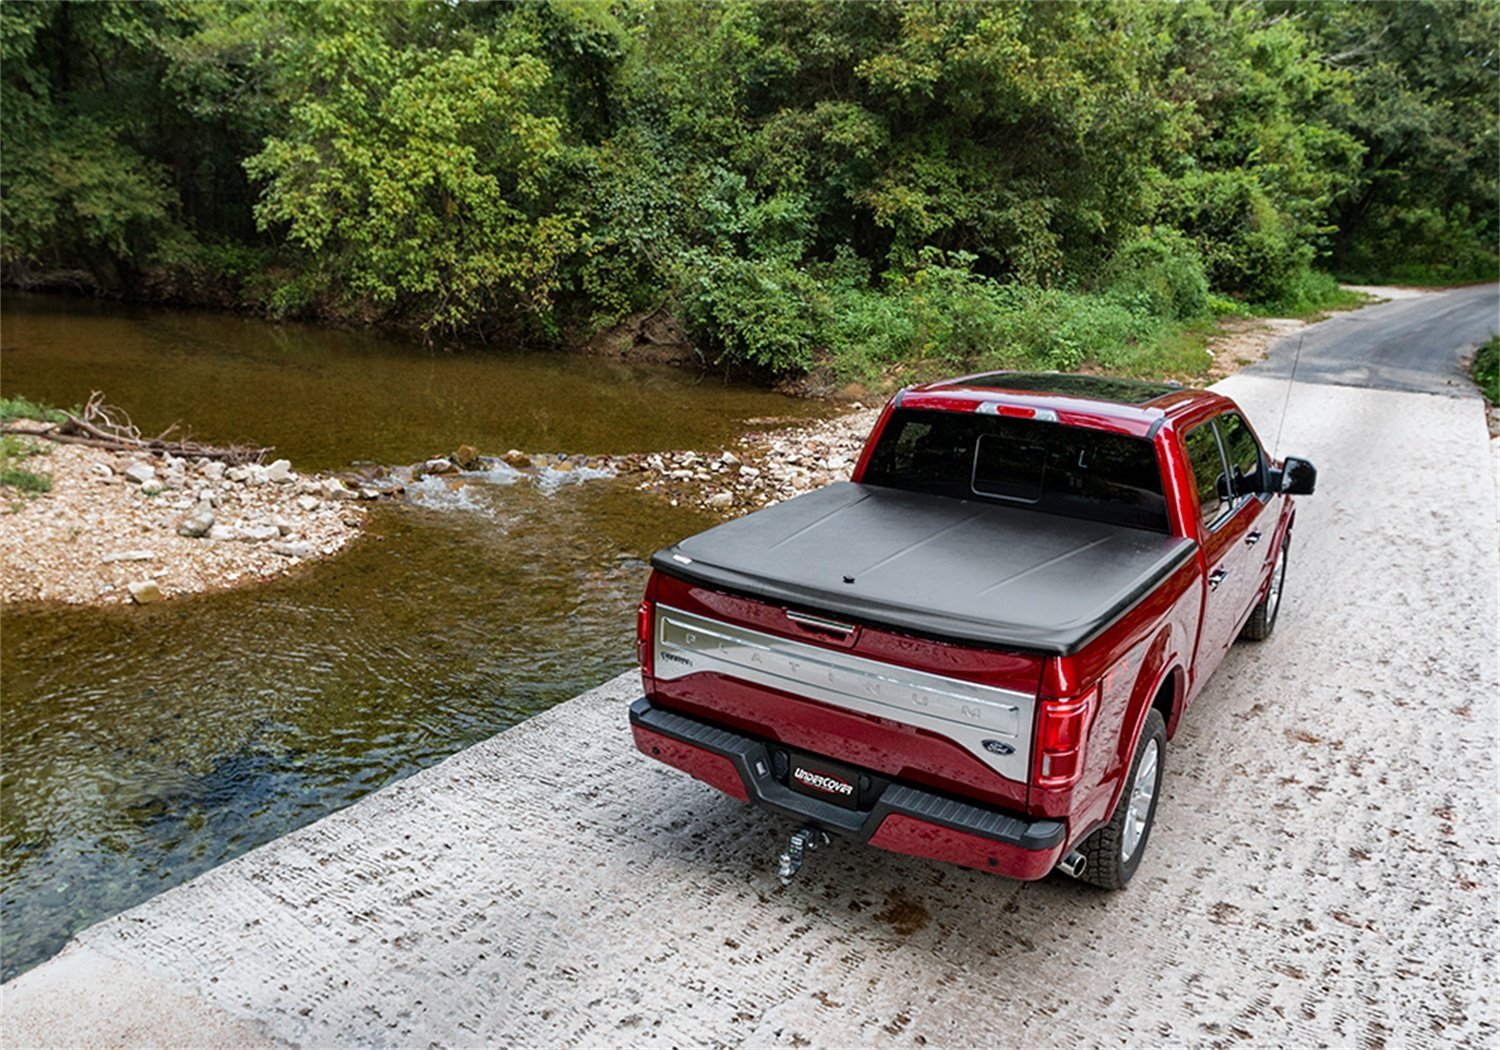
[982,739,1014,756]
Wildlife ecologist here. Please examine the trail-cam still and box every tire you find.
[1240,532,1290,642]
[1076,708,1166,890]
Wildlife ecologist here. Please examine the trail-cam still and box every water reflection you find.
[0,294,788,979]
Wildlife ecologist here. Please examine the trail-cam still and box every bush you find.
[676,249,825,372]
[1474,335,1500,403]
[820,249,1175,381]
[1104,230,1211,321]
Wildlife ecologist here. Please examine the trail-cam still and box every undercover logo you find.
[793,767,854,797]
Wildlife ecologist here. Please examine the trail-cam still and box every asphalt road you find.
[1251,282,1498,398]
[3,290,1497,1048]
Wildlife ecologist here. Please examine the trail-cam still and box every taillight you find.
[636,599,654,673]
[1034,686,1097,788]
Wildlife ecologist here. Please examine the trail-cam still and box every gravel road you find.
[4,292,1496,1048]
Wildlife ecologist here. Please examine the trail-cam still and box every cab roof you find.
[897,370,1227,438]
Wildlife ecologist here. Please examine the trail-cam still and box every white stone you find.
[101,550,157,564]
[297,495,320,512]
[270,541,316,559]
[126,579,162,604]
[266,459,294,484]
[123,463,156,485]
[177,510,215,538]
[239,523,280,543]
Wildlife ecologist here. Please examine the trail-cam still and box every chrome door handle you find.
[1245,530,1262,547]
[1208,568,1229,592]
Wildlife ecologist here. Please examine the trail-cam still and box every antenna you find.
[1271,333,1305,460]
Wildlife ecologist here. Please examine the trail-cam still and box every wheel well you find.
[1152,669,1182,738]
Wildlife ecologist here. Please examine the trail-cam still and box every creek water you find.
[0,293,824,980]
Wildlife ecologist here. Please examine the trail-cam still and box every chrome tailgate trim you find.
[653,605,1035,782]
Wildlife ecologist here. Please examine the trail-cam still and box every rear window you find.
[863,408,1168,532]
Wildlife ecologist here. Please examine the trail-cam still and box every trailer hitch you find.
[777,825,830,885]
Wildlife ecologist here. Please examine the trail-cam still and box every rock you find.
[270,540,316,559]
[123,463,156,485]
[265,459,294,484]
[139,480,165,496]
[268,514,292,536]
[239,523,280,543]
[502,449,532,469]
[127,579,162,604]
[177,510,215,538]
[225,465,250,482]
[320,478,347,500]
[207,524,241,542]
[423,457,457,476]
[297,495,320,512]
[102,550,158,564]
[721,451,741,466]
[247,465,270,486]
[90,463,114,480]
[739,465,761,479]
[707,492,734,510]
[454,444,481,470]
[357,487,380,500]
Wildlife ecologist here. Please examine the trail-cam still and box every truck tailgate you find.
[652,482,1196,656]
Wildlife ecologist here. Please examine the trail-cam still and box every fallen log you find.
[3,391,272,464]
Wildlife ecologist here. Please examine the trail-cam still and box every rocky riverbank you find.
[0,442,367,605]
[613,404,882,516]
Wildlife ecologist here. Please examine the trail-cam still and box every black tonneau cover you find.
[652,482,1196,656]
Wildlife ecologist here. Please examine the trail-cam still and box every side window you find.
[1215,413,1264,497]
[1183,423,1228,528]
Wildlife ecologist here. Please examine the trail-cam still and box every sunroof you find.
[955,372,1180,405]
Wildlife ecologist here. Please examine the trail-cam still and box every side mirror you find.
[1267,456,1316,496]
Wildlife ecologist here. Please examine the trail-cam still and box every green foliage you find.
[1296,0,1500,283]
[1473,335,1500,403]
[0,396,70,425]
[243,1,583,332]
[0,434,53,494]
[1,0,1494,373]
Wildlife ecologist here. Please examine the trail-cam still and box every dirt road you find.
[3,293,1496,1048]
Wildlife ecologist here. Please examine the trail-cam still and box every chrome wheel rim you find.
[1121,739,1159,862]
[1267,544,1286,619]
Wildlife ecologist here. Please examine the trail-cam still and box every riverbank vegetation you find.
[3,1,1495,381]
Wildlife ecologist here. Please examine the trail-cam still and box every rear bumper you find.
[630,697,1068,880]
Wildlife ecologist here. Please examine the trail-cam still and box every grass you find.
[0,434,53,494]
[1473,334,1499,403]
[0,396,71,425]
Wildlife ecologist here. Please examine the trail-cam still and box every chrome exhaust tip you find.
[1056,850,1087,879]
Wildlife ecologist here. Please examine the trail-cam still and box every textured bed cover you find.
[652,482,1197,656]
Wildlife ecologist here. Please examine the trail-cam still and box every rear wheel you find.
[1240,532,1289,642]
[1076,709,1166,890]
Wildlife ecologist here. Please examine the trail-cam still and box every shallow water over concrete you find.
[0,294,819,979]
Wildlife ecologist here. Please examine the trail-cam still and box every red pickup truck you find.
[630,372,1316,888]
